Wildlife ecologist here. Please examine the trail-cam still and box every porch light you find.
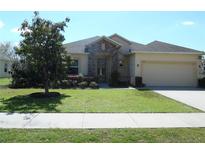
[137,64,139,67]
[119,60,123,66]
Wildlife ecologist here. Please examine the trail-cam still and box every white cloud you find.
[11,27,32,34]
[0,20,5,29]
[10,27,19,33]
[22,27,32,33]
[181,21,195,26]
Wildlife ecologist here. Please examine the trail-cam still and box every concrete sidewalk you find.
[0,113,205,128]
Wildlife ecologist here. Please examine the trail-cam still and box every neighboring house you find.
[0,53,12,77]
[64,34,204,87]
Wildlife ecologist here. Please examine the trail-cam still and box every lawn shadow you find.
[137,88,151,91]
[0,85,9,89]
[0,93,70,113]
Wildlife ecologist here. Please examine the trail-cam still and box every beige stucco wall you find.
[0,59,12,77]
[118,54,129,82]
[130,52,202,86]
[129,54,136,85]
[68,53,88,76]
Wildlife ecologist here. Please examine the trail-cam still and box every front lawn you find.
[0,128,205,143]
[0,88,200,113]
[0,77,11,86]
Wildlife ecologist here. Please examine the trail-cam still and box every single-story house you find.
[0,53,12,77]
[64,34,204,87]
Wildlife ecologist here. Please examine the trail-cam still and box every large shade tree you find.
[16,12,70,95]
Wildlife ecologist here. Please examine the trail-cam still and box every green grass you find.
[0,88,200,113]
[0,128,205,143]
[0,77,11,86]
[0,77,200,113]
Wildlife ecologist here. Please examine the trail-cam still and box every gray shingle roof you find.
[146,41,203,53]
[64,34,203,54]
[64,36,100,53]
[130,41,153,52]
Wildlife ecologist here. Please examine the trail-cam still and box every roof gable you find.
[87,36,121,47]
[109,33,131,45]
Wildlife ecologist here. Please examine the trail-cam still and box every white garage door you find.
[142,61,197,87]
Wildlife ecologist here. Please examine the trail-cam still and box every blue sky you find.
[0,11,204,51]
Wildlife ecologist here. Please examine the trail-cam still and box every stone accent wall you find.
[85,38,129,83]
[86,39,119,78]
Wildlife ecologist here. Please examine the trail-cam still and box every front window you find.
[4,63,8,73]
[101,43,105,50]
[68,59,78,75]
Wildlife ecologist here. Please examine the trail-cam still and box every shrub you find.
[50,80,60,89]
[60,80,71,89]
[78,81,88,89]
[11,77,29,88]
[10,60,44,88]
[117,81,129,88]
[198,78,205,88]
[89,81,99,89]
[68,79,78,87]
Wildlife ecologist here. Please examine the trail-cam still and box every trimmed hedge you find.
[198,78,205,88]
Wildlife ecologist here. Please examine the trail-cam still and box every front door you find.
[97,58,106,82]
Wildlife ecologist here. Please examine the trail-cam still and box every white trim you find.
[87,36,122,47]
[130,51,204,55]
[109,33,131,45]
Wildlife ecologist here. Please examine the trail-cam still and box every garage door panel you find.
[142,62,197,87]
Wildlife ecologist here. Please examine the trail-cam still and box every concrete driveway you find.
[154,87,205,111]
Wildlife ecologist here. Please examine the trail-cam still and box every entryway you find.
[97,58,107,82]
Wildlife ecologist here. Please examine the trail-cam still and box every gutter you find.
[129,51,204,55]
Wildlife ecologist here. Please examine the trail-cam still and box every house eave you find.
[87,36,122,47]
[129,51,204,55]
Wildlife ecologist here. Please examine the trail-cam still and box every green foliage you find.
[78,81,88,89]
[14,11,70,93]
[0,88,200,113]
[11,60,44,88]
[0,78,11,86]
[60,80,71,89]
[1,128,205,143]
[89,81,99,89]
[198,78,205,88]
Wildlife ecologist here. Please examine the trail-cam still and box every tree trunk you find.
[43,67,49,95]
[44,79,49,95]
